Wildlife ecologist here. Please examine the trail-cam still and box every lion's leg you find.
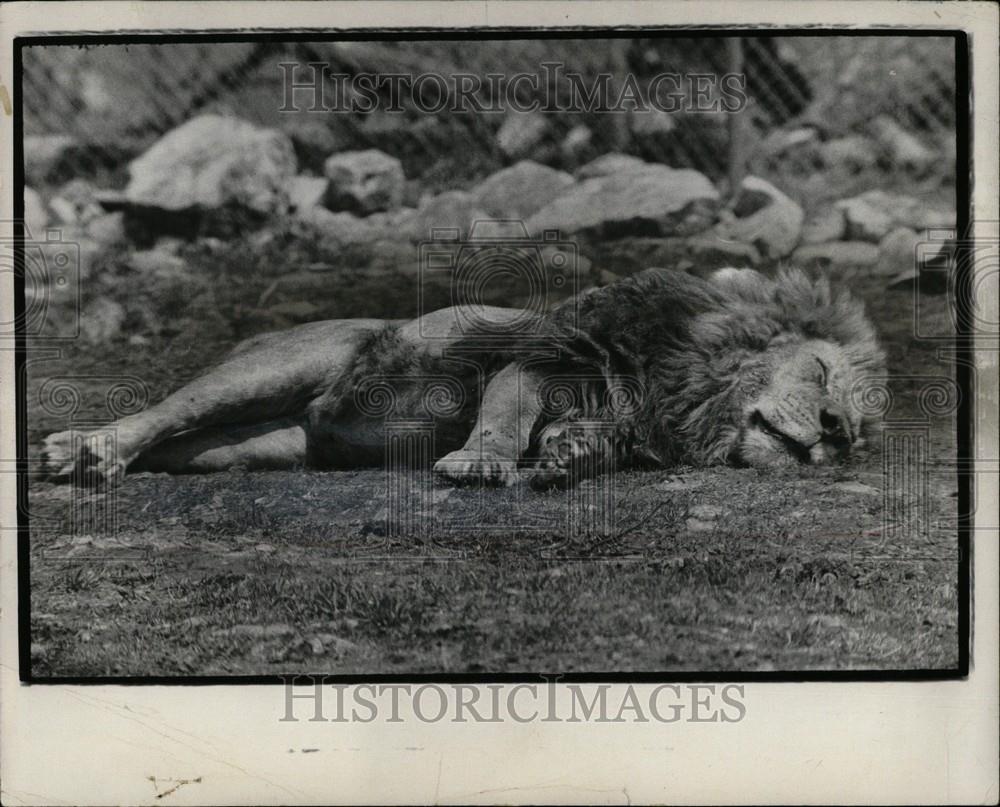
[433,362,545,486]
[41,320,383,482]
[130,417,308,474]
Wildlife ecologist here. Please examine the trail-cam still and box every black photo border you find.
[13,26,973,686]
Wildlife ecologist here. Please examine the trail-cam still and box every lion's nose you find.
[819,406,852,445]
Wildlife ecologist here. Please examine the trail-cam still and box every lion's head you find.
[671,267,885,468]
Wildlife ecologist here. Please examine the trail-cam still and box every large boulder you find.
[323,149,405,216]
[526,164,719,240]
[125,115,297,214]
[575,153,647,181]
[715,176,803,259]
[471,161,575,220]
[836,190,955,237]
[404,191,489,241]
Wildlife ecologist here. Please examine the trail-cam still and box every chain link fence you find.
[22,36,956,207]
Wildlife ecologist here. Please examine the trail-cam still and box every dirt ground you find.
[24,248,961,677]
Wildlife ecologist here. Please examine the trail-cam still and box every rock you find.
[800,208,846,245]
[80,298,126,344]
[286,175,328,215]
[404,191,489,241]
[685,233,761,267]
[281,118,354,171]
[496,110,549,159]
[843,189,954,232]
[85,212,126,245]
[126,114,297,214]
[24,187,48,236]
[471,161,575,219]
[128,247,189,278]
[575,153,647,181]
[323,149,404,215]
[716,176,803,259]
[836,195,895,243]
[758,126,821,160]
[878,227,921,273]
[630,109,676,137]
[819,135,878,173]
[792,241,880,268]
[24,134,78,185]
[689,504,723,520]
[299,206,387,246]
[560,125,593,163]
[526,164,718,240]
[49,179,103,225]
[871,115,935,173]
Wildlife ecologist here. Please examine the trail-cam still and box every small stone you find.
[496,110,549,159]
[717,176,803,259]
[800,208,846,245]
[688,504,723,520]
[323,149,404,215]
[836,195,895,242]
[792,241,880,268]
[871,115,935,173]
[819,135,878,173]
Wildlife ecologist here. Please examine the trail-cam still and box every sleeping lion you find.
[41,267,885,488]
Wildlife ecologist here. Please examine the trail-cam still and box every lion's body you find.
[41,267,885,487]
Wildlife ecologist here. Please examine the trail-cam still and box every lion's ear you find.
[709,267,774,300]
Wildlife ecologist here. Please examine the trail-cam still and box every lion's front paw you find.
[433,449,520,487]
[40,428,127,486]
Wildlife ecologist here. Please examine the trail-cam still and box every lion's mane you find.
[534,267,886,467]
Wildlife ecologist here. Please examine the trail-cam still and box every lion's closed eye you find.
[815,356,829,387]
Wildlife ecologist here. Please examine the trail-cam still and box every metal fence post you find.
[726,37,746,198]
